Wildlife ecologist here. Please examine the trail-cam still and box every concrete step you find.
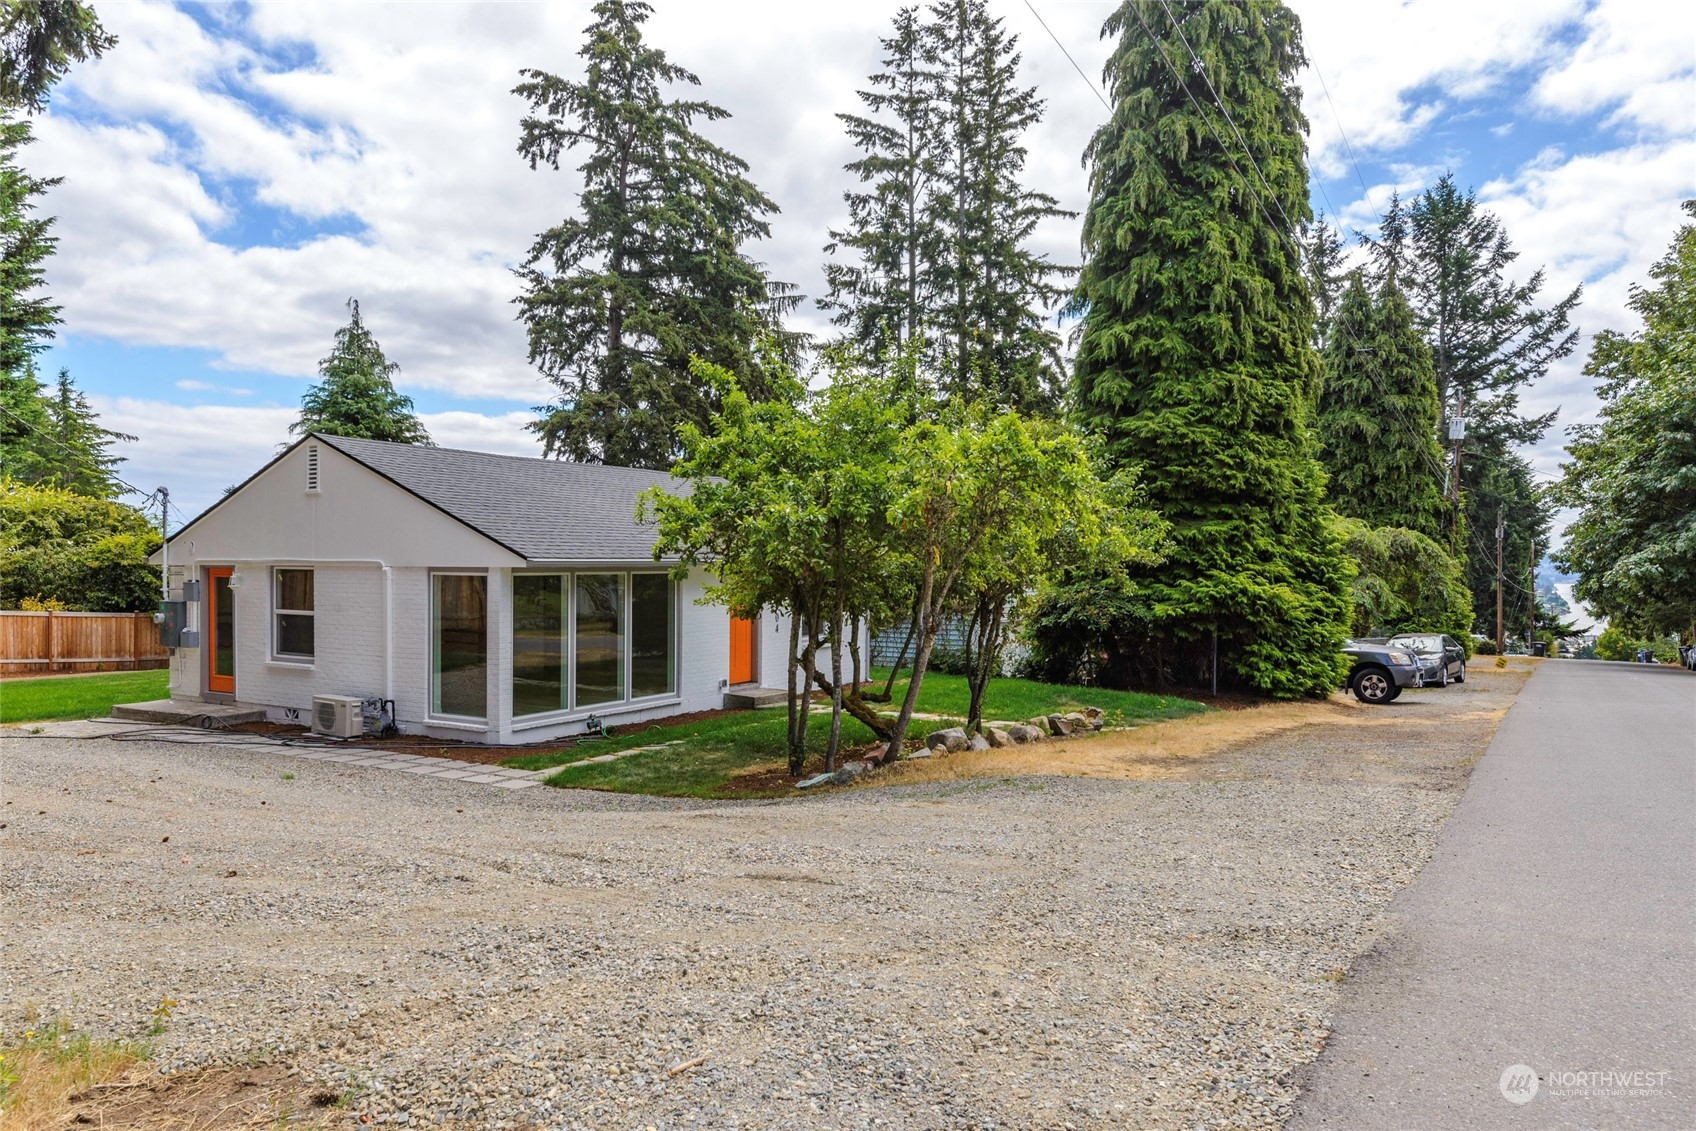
[111,699,268,726]
[723,687,789,709]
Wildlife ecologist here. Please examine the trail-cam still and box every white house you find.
[148,433,823,744]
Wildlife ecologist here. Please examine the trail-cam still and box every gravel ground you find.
[0,669,1526,1130]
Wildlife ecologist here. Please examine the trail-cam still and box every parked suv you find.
[1341,639,1425,704]
[1386,633,1468,686]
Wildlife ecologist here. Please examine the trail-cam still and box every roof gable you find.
[315,434,682,563]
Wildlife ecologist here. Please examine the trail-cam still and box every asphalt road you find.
[1289,659,1695,1131]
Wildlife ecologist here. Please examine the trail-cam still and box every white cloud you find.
[175,379,251,395]
[1532,0,1696,136]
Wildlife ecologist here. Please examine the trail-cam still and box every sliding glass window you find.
[511,572,675,718]
[432,574,487,719]
[512,574,566,716]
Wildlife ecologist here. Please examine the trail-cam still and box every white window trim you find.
[271,567,315,663]
[511,569,679,721]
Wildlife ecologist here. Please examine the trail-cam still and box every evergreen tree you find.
[1303,213,1346,348]
[0,0,116,113]
[824,0,1070,413]
[1316,274,1447,540]
[1070,0,1351,698]
[0,118,59,380]
[0,364,52,482]
[824,7,939,361]
[44,367,132,495]
[290,299,431,445]
[1367,174,1578,627]
[515,0,800,469]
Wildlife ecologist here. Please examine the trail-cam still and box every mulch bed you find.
[221,705,760,767]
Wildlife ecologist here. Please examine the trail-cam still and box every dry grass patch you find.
[869,659,1539,788]
[0,1016,147,1131]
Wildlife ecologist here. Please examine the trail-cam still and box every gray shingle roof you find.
[317,433,684,563]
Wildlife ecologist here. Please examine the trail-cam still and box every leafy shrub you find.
[1472,639,1497,655]
[0,480,161,611]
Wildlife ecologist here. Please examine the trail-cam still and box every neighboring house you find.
[148,433,828,744]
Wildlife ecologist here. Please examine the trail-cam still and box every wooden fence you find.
[0,611,169,677]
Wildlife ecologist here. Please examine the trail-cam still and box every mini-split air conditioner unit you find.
[312,694,364,738]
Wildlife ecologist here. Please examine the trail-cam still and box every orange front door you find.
[206,567,235,695]
[728,615,755,685]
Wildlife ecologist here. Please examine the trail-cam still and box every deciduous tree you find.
[1556,202,1696,638]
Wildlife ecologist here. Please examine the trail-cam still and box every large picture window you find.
[511,572,675,718]
[512,574,566,716]
[273,568,314,659]
[575,573,624,706]
[432,574,487,719]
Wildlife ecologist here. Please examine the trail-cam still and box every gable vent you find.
[306,444,320,492]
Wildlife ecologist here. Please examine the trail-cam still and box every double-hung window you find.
[512,571,675,719]
[272,568,315,660]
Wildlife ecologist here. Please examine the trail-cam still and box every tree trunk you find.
[785,607,804,775]
[876,592,921,701]
[826,598,846,771]
[811,668,897,741]
[883,563,938,761]
[965,594,1004,735]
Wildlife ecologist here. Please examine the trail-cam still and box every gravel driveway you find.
[0,668,1527,1130]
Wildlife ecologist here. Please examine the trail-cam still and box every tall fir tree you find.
[1303,213,1346,348]
[1,0,116,113]
[1316,275,1447,540]
[824,0,1070,413]
[289,299,431,445]
[824,7,939,361]
[0,117,59,381]
[515,0,800,469]
[1069,0,1351,698]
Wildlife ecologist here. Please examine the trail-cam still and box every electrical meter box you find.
[157,600,189,648]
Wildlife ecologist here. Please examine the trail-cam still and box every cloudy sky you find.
[23,0,1696,534]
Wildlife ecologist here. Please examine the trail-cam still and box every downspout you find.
[228,556,392,706]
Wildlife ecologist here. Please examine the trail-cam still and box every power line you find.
[0,402,161,511]
[1021,0,1111,112]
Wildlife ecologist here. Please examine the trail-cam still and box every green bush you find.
[1338,519,1474,645]
[1473,639,1497,655]
[0,480,161,611]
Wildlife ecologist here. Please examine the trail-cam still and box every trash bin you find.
[1532,641,1548,657]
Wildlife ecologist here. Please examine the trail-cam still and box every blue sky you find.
[21,0,1696,541]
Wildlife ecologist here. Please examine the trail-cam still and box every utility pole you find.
[1527,532,1537,649]
[1449,390,1466,555]
[1495,508,1505,654]
[159,486,170,601]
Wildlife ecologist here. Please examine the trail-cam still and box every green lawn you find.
[0,669,169,724]
[505,669,1207,798]
[868,667,1209,726]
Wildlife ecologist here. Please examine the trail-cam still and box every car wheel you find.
[1352,666,1396,704]
[1436,664,1448,687]
[1455,662,1466,683]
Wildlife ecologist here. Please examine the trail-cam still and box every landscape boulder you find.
[1006,724,1045,744]
[966,733,991,752]
[925,726,970,753]
[1046,714,1074,737]
[984,727,1014,749]
[832,760,870,785]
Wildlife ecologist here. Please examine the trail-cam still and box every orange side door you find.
[728,615,754,685]
[206,567,235,695]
